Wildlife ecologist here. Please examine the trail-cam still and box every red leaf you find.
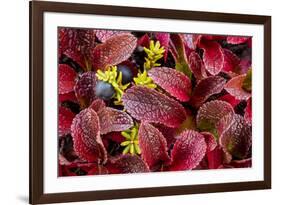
[89,99,106,112]
[92,33,137,70]
[103,132,125,144]
[107,155,149,174]
[206,147,224,169]
[59,91,77,103]
[138,122,171,170]
[148,67,192,102]
[137,34,150,48]
[71,108,107,162]
[190,76,226,108]
[170,130,207,171]
[59,28,96,69]
[227,36,249,44]
[155,32,170,61]
[218,94,240,108]
[74,71,97,108]
[224,74,251,100]
[244,98,252,123]
[58,154,72,166]
[196,100,234,133]
[222,49,240,73]
[59,28,75,54]
[59,106,75,136]
[169,34,192,77]
[199,39,224,75]
[154,124,176,147]
[95,30,128,43]
[188,51,207,81]
[201,132,217,153]
[122,86,187,128]
[59,165,77,176]
[97,107,134,135]
[87,164,109,175]
[181,34,201,50]
[63,49,86,69]
[217,113,252,159]
[239,58,252,74]
[203,35,226,41]
[59,64,77,94]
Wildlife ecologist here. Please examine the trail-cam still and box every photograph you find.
[58,28,253,177]
[28,1,271,203]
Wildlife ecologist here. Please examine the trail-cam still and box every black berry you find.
[117,65,133,84]
[95,81,115,100]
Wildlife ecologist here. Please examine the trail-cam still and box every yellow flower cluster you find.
[121,124,141,155]
[144,40,165,70]
[133,70,157,89]
[96,66,129,105]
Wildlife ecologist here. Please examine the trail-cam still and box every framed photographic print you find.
[29,0,271,204]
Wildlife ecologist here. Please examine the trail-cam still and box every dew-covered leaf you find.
[188,51,207,81]
[222,49,240,73]
[224,74,251,100]
[92,33,137,70]
[155,32,170,61]
[59,28,96,69]
[97,107,133,135]
[201,132,217,152]
[190,76,226,108]
[227,36,249,44]
[71,108,107,162]
[59,28,76,55]
[148,67,192,102]
[122,86,187,128]
[199,39,224,75]
[95,30,128,43]
[107,155,150,174]
[196,100,234,136]
[169,130,207,171]
[217,113,252,159]
[138,122,170,169]
[62,49,86,70]
[89,99,106,112]
[181,34,201,50]
[59,64,77,94]
[74,71,97,108]
[59,106,75,136]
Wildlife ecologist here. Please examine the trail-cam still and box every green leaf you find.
[242,69,252,92]
[175,62,192,79]
[197,119,219,139]
[170,34,192,78]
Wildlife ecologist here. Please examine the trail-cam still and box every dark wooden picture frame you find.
[30,1,271,204]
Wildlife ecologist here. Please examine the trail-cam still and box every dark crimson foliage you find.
[58,28,252,176]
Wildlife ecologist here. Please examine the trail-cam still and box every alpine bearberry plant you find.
[58,28,252,176]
